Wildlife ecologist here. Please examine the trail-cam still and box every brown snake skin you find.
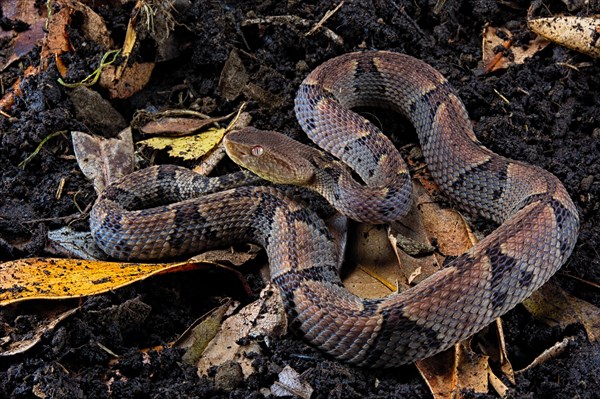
[90,51,580,367]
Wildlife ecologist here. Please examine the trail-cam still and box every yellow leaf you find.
[0,257,210,305]
[138,127,226,160]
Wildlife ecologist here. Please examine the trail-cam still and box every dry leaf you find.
[0,257,210,306]
[99,62,155,99]
[139,116,227,136]
[528,16,600,58]
[481,24,549,73]
[40,5,73,68]
[41,0,112,72]
[72,128,134,193]
[0,306,78,357]
[271,365,314,399]
[0,65,38,113]
[415,349,457,399]
[219,49,248,101]
[0,0,47,71]
[179,300,234,365]
[70,1,112,49]
[197,284,287,378]
[523,281,600,341]
[244,82,285,109]
[416,342,498,399]
[516,336,577,373]
[344,224,406,297]
[138,127,226,161]
[188,245,260,267]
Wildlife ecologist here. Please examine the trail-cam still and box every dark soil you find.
[1,1,599,398]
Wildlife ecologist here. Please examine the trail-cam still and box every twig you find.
[306,1,344,36]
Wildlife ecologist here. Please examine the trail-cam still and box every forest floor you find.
[1,1,599,398]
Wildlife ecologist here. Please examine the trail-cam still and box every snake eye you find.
[251,146,264,157]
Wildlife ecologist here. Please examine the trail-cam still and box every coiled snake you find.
[90,51,579,367]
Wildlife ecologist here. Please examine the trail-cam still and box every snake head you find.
[224,127,316,186]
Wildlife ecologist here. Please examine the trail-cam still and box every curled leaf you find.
[528,16,600,58]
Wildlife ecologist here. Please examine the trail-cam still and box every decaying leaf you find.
[244,82,285,109]
[0,0,47,71]
[139,115,228,137]
[344,224,408,298]
[72,128,134,193]
[219,49,249,101]
[0,65,38,114]
[41,0,113,72]
[523,281,600,342]
[68,86,128,135]
[0,256,231,306]
[0,305,78,357]
[197,284,287,378]
[178,300,235,365]
[516,336,577,373]
[416,340,510,399]
[271,365,314,399]
[481,24,549,73]
[99,62,155,99]
[528,16,600,58]
[188,245,260,267]
[138,127,226,161]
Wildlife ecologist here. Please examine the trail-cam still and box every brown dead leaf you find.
[0,305,79,357]
[0,0,47,71]
[474,319,515,387]
[139,116,228,137]
[189,245,261,267]
[415,349,457,399]
[481,24,549,73]
[41,0,112,72]
[0,65,38,114]
[197,284,287,378]
[178,300,234,365]
[99,62,155,99]
[516,336,577,374]
[219,49,248,101]
[344,224,406,297]
[72,128,134,194]
[523,281,600,342]
[528,16,600,58]
[42,5,72,67]
[244,82,285,109]
[272,365,314,399]
[414,181,478,255]
[416,341,503,399]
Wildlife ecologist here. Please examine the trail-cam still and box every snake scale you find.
[90,51,579,367]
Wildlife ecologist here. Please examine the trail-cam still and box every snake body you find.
[90,51,579,367]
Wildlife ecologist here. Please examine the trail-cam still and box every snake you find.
[90,51,579,367]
